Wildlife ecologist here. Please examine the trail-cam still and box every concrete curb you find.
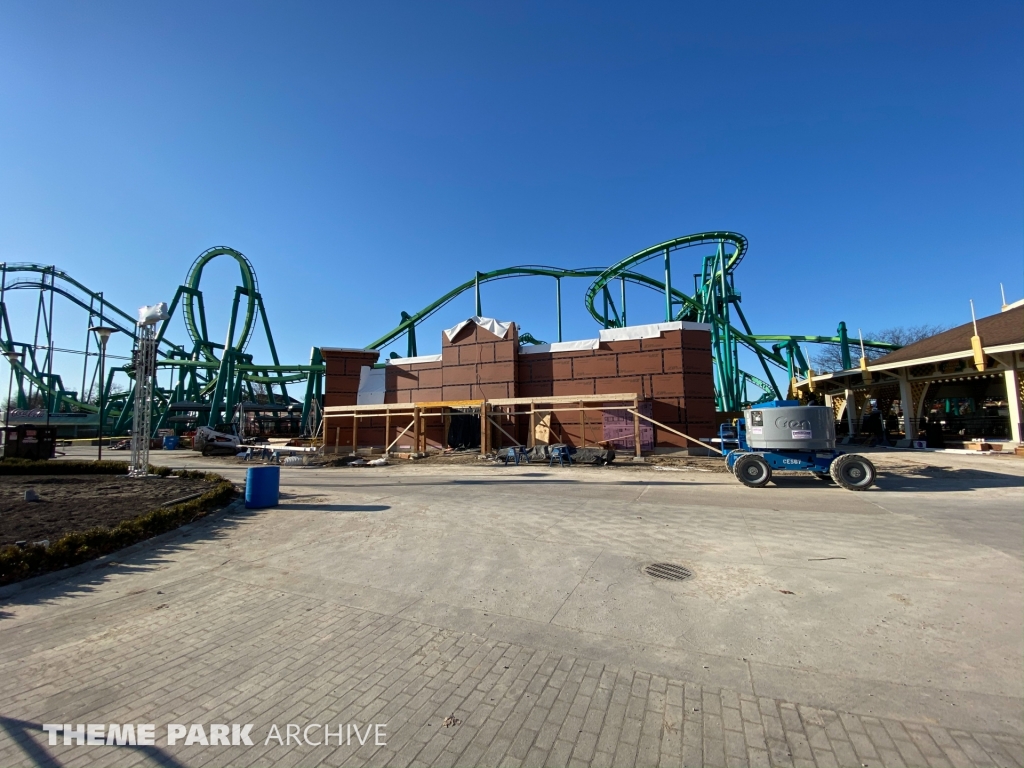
[0,496,245,600]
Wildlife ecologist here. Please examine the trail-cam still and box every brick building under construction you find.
[320,317,716,455]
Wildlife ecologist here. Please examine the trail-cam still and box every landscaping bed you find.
[1,475,215,546]
[0,460,236,586]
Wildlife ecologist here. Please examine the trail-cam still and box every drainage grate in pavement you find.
[644,562,693,582]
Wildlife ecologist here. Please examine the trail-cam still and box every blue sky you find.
[1,2,1021,391]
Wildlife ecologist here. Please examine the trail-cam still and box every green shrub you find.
[0,467,236,586]
[0,458,173,477]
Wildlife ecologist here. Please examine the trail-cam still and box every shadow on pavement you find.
[872,466,1023,492]
[0,503,257,618]
[280,503,391,512]
[0,716,187,768]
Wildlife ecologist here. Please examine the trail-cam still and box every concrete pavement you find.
[0,448,1021,767]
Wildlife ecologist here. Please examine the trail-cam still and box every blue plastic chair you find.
[548,446,573,467]
[503,446,531,466]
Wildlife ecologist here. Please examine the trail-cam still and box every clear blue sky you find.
[1,2,1021,388]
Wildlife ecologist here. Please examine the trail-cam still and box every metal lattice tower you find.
[128,321,157,477]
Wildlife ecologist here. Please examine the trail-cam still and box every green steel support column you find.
[474,272,482,316]
[602,288,609,328]
[256,294,289,401]
[300,346,321,431]
[793,344,809,374]
[663,248,672,322]
[207,287,242,426]
[400,312,417,357]
[838,321,852,370]
[556,278,563,341]
[81,294,94,404]
[718,242,737,409]
[266,369,278,406]
[620,276,627,327]
[229,369,245,420]
[113,378,135,435]
[733,303,782,400]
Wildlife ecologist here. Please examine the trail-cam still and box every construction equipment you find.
[723,401,877,490]
[194,425,242,456]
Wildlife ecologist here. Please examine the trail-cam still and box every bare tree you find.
[250,381,270,404]
[812,324,950,372]
[2,392,45,412]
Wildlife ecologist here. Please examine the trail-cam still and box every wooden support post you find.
[480,402,488,454]
[413,407,420,453]
[633,397,641,457]
[334,422,341,455]
[528,402,536,449]
[385,411,391,455]
[579,401,584,448]
[352,413,358,454]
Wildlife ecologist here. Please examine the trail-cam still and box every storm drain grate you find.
[644,563,693,582]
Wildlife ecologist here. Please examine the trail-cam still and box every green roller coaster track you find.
[0,248,324,438]
[1,232,898,438]
[366,231,897,411]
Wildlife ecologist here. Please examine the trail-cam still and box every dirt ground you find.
[0,475,216,546]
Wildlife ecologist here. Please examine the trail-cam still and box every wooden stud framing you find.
[480,402,489,455]
[487,415,520,447]
[386,419,416,452]
[627,408,722,455]
[412,407,420,453]
[633,397,641,457]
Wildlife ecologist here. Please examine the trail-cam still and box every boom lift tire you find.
[735,453,772,488]
[829,454,876,491]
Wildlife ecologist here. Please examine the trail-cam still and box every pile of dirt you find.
[0,475,216,545]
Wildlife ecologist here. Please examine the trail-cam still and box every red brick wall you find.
[386,359,442,404]
[441,321,519,400]
[322,348,380,408]
[322,322,716,453]
[515,327,715,449]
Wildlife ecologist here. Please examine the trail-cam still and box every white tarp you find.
[519,321,711,355]
[138,302,170,325]
[384,354,442,366]
[356,366,386,405]
[443,316,513,342]
[598,321,684,342]
[520,339,600,355]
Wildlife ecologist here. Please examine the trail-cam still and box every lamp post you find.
[4,348,21,454]
[89,326,118,461]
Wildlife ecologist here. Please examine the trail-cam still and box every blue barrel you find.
[245,465,280,509]
[162,435,180,450]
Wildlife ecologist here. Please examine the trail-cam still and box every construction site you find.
[4,230,1020,460]
[1,232,1022,768]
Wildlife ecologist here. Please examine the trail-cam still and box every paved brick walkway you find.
[1,574,1020,768]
